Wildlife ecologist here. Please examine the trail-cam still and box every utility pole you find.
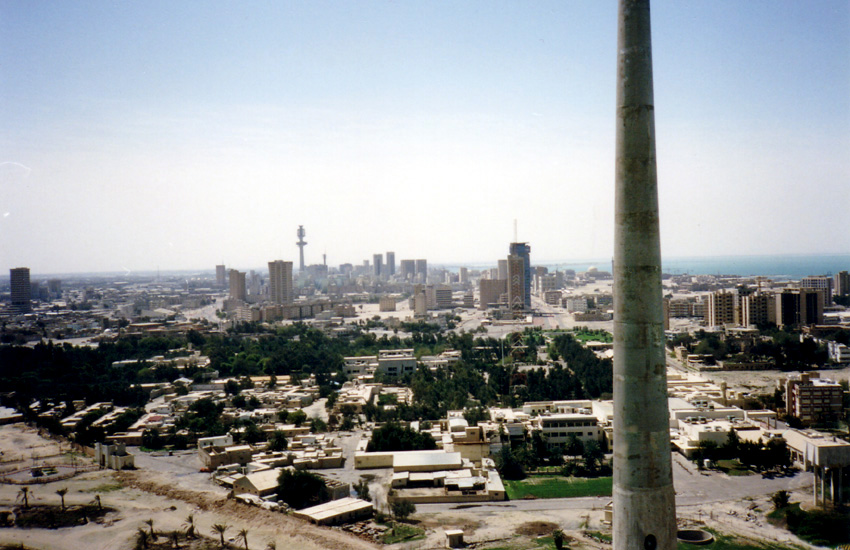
[612,1,677,549]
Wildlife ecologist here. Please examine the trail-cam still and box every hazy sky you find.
[2,1,848,274]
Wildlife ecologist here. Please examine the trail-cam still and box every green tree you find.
[269,431,288,452]
[582,439,604,474]
[353,477,371,501]
[391,500,416,521]
[553,528,566,550]
[276,469,330,510]
[289,410,307,427]
[366,421,437,452]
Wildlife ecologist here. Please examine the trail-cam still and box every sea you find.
[447,254,850,281]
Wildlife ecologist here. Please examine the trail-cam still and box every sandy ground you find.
[704,365,850,396]
[0,424,377,550]
[0,424,828,550]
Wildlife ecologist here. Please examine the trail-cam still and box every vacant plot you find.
[504,476,612,500]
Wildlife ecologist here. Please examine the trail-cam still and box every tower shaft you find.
[612,1,676,549]
[296,225,307,271]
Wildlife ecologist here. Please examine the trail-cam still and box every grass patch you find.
[13,504,114,529]
[505,476,612,499]
[768,503,850,547]
[380,522,425,545]
[80,481,123,493]
[571,329,612,343]
[715,459,753,476]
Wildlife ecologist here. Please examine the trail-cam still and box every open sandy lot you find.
[0,424,377,550]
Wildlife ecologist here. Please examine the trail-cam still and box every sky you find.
[1,1,848,274]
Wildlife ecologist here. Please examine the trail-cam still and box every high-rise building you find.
[459,267,468,284]
[740,292,775,327]
[373,254,383,277]
[507,255,526,312]
[47,279,62,300]
[479,279,507,310]
[801,276,834,307]
[706,290,737,327]
[415,259,427,281]
[268,260,294,305]
[497,259,508,281]
[386,252,395,276]
[835,271,849,297]
[10,267,32,313]
[508,242,531,309]
[776,288,823,328]
[228,269,246,302]
[216,265,226,286]
[400,260,416,281]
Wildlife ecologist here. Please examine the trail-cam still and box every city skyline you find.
[2,1,849,274]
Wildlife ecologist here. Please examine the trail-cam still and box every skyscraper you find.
[415,259,427,282]
[373,254,383,277]
[10,267,32,313]
[507,255,525,313]
[386,252,395,276]
[400,260,416,281]
[508,242,531,309]
[216,265,226,287]
[497,259,508,280]
[228,269,246,302]
[835,271,850,297]
[268,260,294,305]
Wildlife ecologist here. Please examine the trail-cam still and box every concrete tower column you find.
[612,1,677,549]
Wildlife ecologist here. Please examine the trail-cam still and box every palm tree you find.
[182,513,196,538]
[265,542,277,550]
[212,523,229,547]
[91,494,102,511]
[145,518,157,541]
[17,487,30,509]
[170,529,181,549]
[237,527,249,549]
[136,527,149,550]
[56,488,68,511]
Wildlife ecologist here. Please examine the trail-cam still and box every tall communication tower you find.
[296,225,307,271]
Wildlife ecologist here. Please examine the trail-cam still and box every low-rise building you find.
[292,497,373,525]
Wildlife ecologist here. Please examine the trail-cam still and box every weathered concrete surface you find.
[612,0,677,549]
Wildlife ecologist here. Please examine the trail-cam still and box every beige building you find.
[706,290,737,328]
[740,292,775,327]
[785,372,844,423]
[379,296,396,311]
[292,497,373,525]
[268,260,294,304]
[229,269,247,302]
[479,279,506,310]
